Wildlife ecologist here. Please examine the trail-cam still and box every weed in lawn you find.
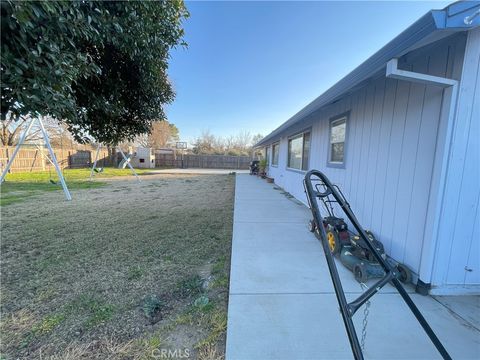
[32,314,65,335]
[130,333,165,358]
[197,343,224,360]
[177,274,204,298]
[174,312,195,326]
[193,296,212,312]
[35,287,57,302]
[127,265,145,280]
[86,304,115,327]
[212,256,227,275]
[67,295,116,328]
[212,274,229,289]
[195,310,227,350]
[142,295,165,319]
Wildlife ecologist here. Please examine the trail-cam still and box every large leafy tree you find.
[1,1,188,144]
[136,121,180,148]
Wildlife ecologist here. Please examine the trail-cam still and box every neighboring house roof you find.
[255,1,480,147]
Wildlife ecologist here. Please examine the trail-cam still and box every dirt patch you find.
[0,174,234,359]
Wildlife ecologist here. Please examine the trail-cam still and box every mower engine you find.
[349,232,386,262]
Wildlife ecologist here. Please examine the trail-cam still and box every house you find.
[255,1,480,295]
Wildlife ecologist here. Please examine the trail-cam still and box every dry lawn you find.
[0,173,235,359]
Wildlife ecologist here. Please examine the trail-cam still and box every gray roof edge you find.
[255,1,479,148]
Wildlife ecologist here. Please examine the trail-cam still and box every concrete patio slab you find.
[433,295,480,330]
[226,174,480,359]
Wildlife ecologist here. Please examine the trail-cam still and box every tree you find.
[192,130,262,156]
[1,1,189,145]
[1,115,42,146]
[136,121,180,148]
[192,130,218,155]
[1,115,76,147]
[251,133,264,146]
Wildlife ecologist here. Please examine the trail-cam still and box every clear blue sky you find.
[166,0,450,143]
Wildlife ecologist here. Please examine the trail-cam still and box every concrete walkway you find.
[226,174,480,359]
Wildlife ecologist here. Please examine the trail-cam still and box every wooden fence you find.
[0,146,252,172]
[155,154,251,169]
[0,146,112,173]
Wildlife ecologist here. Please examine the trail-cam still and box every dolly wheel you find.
[308,220,316,233]
[396,264,412,284]
[354,263,368,283]
[327,231,342,254]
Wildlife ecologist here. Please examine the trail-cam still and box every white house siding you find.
[430,28,480,293]
[266,33,468,281]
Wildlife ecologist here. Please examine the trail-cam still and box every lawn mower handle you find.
[304,169,451,360]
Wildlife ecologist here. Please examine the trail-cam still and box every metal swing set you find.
[89,143,140,181]
[1,117,141,201]
[0,116,72,200]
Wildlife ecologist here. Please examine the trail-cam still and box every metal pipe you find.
[464,8,480,25]
[89,144,101,181]
[118,149,140,181]
[386,58,459,290]
[0,118,37,183]
[304,170,452,360]
[38,118,72,201]
[304,172,364,360]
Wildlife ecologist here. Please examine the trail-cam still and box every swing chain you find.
[360,282,371,351]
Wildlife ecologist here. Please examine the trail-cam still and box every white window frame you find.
[271,142,279,166]
[328,113,348,168]
[287,130,311,172]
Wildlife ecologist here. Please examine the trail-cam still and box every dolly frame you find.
[303,170,451,360]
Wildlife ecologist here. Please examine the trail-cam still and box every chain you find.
[360,282,371,352]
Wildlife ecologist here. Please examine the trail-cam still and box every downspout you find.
[386,58,459,294]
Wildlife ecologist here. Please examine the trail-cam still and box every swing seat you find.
[49,179,58,185]
[94,167,104,173]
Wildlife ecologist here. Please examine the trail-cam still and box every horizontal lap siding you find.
[266,34,466,276]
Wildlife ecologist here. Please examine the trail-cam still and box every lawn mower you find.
[303,170,450,360]
[249,160,259,175]
[304,178,411,284]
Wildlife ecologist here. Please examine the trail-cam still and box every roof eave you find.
[255,2,479,148]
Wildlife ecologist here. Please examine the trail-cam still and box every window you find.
[265,146,270,164]
[272,143,279,166]
[329,116,347,165]
[288,131,310,171]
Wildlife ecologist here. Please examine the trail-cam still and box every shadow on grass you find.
[0,181,106,206]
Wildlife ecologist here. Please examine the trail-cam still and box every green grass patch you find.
[67,295,116,328]
[0,181,104,206]
[32,314,65,335]
[127,265,145,281]
[0,167,153,206]
[212,274,229,289]
[2,167,152,183]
